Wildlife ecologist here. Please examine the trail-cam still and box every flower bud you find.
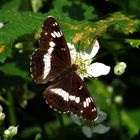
[114,95,123,105]
[0,22,4,28]
[114,62,127,75]
[3,126,18,139]
[0,105,5,122]
[0,105,3,113]
[0,112,5,122]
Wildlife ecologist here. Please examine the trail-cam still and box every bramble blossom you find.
[67,40,110,78]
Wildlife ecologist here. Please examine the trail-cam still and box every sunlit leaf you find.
[125,39,140,48]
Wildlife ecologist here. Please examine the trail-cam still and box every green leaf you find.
[67,12,139,48]
[121,110,139,137]
[19,126,41,139]
[92,124,110,134]
[70,114,81,126]
[126,109,140,127]
[88,80,111,111]
[0,9,139,63]
[82,126,92,138]
[1,0,21,11]
[0,62,29,80]
[35,133,42,140]
[95,108,107,123]
[53,0,97,21]
[125,39,140,48]
[0,11,47,63]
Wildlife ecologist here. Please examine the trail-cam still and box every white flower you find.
[67,40,110,78]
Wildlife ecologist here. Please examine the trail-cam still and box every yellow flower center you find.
[72,52,91,78]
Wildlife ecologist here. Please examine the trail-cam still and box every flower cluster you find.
[0,104,18,140]
[3,126,18,140]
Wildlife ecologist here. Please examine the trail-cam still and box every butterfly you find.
[30,16,98,121]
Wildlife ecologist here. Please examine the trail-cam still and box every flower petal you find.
[67,43,75,50]
[87,62,111,77]
[67,43,77,58]
[89,40,100,59]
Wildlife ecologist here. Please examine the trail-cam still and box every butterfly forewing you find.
[30,16,71,84]
[30,16,98,121]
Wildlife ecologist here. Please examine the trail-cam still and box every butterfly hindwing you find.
[43,71,97,121]
[30,16,71,84]
[69,73,97,120]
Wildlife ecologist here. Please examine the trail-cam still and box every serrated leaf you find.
[0,11,47,63]
[66,12,139,48]
[0,9,139,63]
[125,39,140,48]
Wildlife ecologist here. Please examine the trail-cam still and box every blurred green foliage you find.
[0,0,140,140]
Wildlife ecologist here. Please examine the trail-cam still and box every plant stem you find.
[7,89,17,126]
[58,114,64,129]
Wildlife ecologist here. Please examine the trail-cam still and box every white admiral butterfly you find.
[30,16,98,121]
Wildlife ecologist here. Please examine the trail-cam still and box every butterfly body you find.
[30,16,98,121]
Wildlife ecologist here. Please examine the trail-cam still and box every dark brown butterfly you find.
[30,16,97,121]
